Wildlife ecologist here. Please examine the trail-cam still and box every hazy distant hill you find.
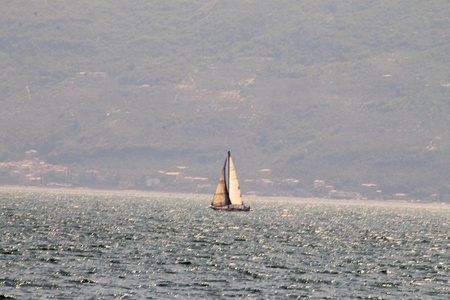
[1,0,449,198]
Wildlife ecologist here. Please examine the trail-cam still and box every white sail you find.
[228,154,243,205]
[211,160,231,207]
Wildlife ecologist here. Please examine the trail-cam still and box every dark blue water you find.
[1,188,449,299]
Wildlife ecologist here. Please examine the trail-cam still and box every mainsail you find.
[211,159,231,207]
[228,153,243,205]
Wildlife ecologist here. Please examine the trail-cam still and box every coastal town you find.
[0,150,443,203]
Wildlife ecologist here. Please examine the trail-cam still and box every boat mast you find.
[228,151,231,200]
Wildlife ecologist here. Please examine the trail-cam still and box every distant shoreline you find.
[0,184,205,199]
[0,185,446,209]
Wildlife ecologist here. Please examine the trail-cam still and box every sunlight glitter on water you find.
[0,188,449,298]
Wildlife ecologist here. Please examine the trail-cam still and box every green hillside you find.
[1,0,449,199]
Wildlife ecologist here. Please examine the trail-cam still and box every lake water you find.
[1,188,448,299]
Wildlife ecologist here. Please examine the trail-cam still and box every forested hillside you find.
[1,1,449,199]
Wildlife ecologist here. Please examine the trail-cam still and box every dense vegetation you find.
[1,1,449,199]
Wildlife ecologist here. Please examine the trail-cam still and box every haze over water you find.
[1,188,448,299]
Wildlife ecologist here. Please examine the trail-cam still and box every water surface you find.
[1,188,448,298]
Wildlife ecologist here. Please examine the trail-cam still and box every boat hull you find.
[210,205,252,211]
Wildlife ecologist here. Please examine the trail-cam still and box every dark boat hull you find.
[210,205,252,211]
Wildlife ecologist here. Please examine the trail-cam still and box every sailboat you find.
[210,151,252,211]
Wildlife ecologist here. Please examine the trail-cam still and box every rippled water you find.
[1,188,449,299]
